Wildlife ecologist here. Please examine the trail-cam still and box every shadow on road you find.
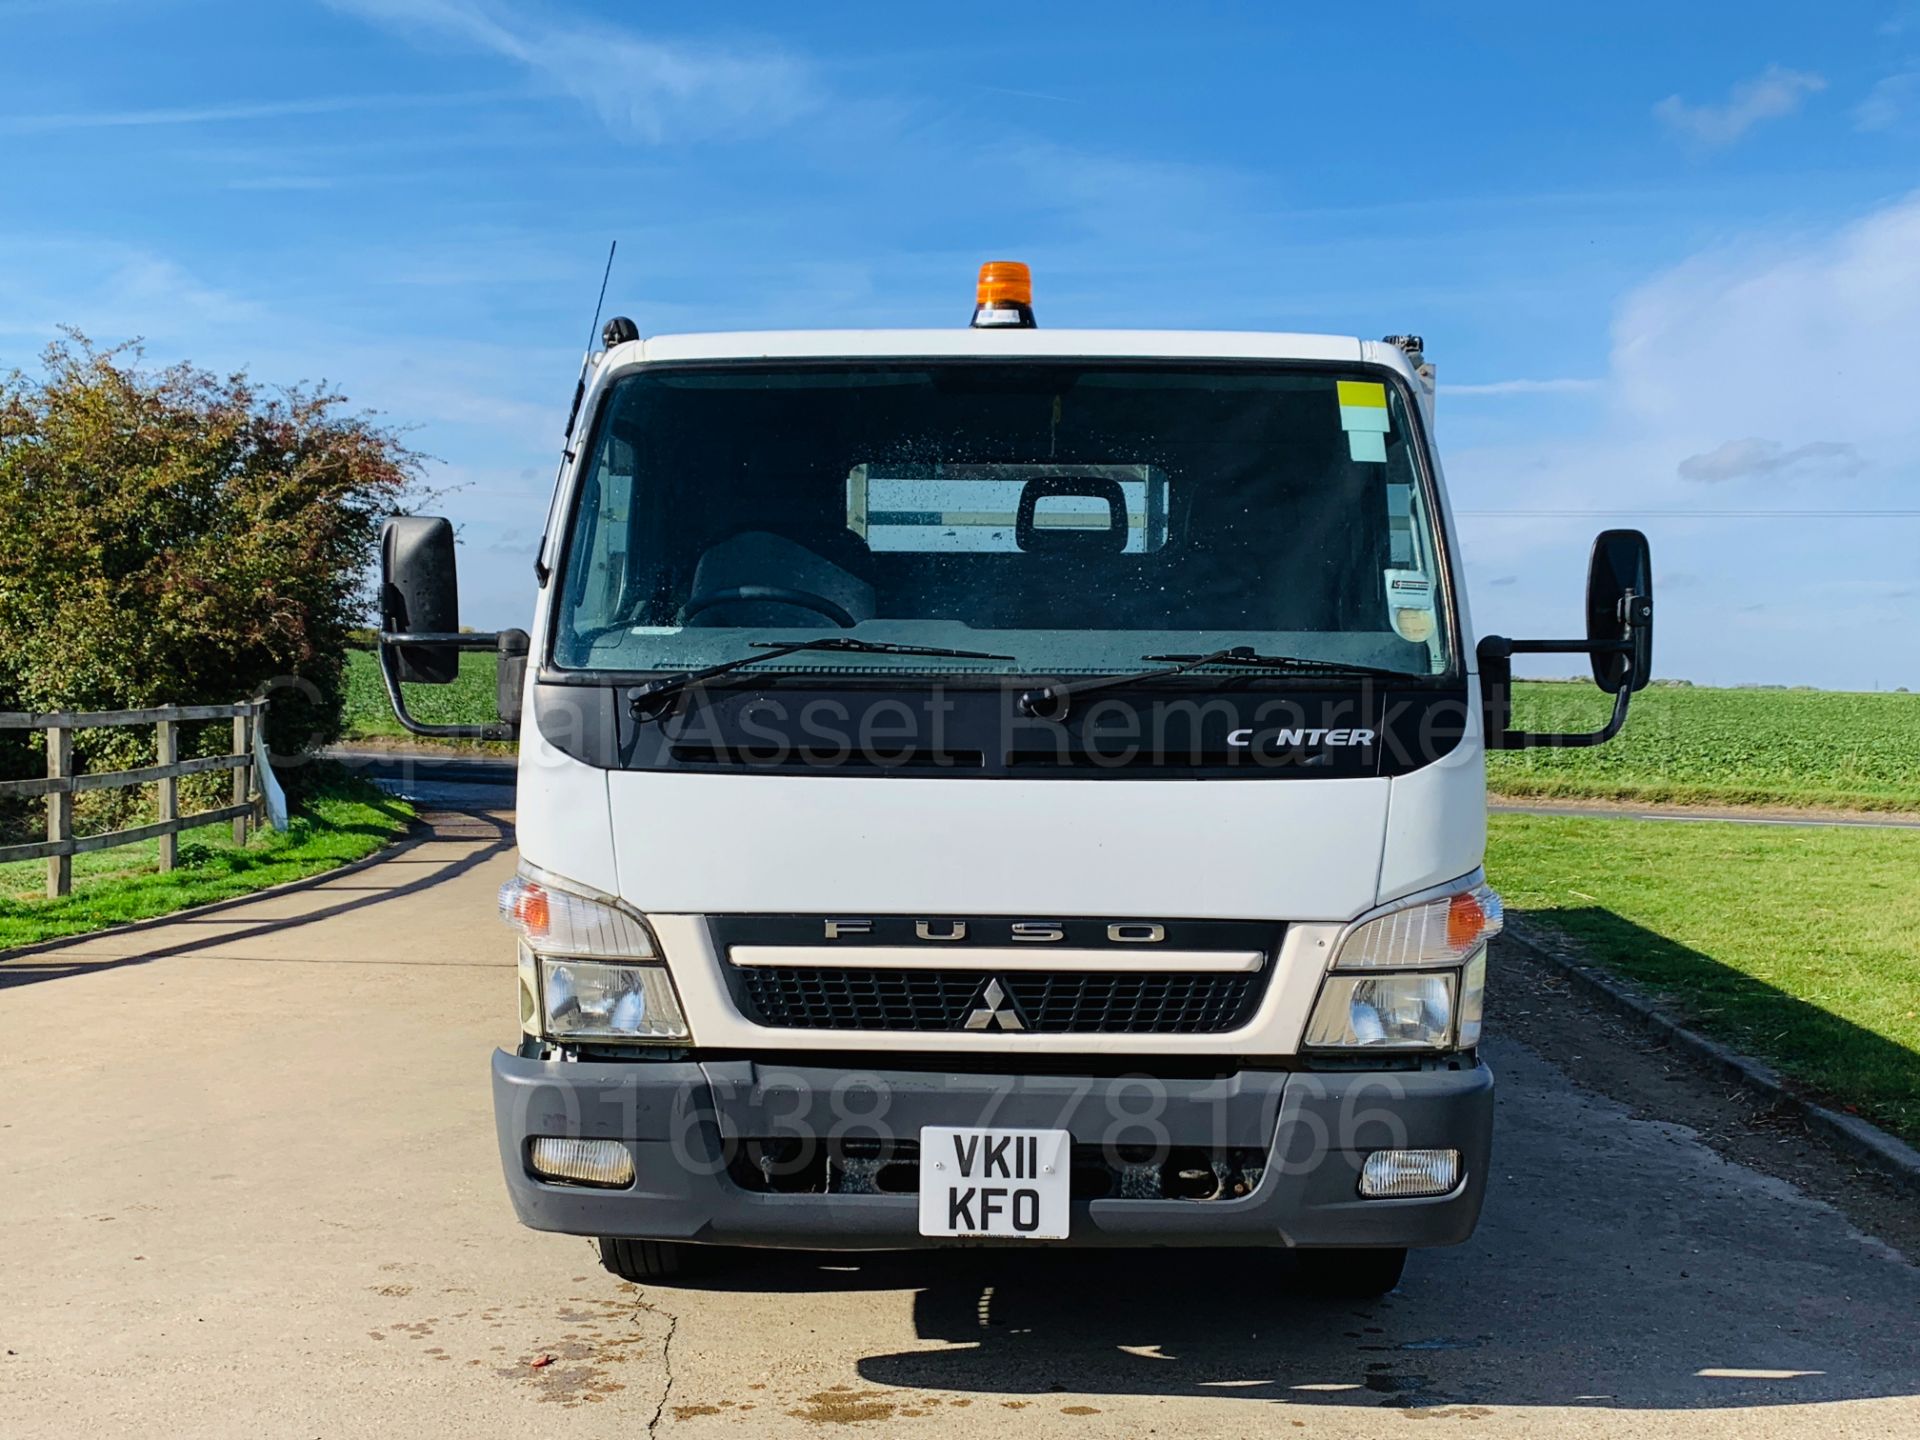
[661,1222,1915,1415]
[656,1004,1920,1415]
[1515,908,1919,1150]
[651,1242,1904,1412]
[0,807,513,991]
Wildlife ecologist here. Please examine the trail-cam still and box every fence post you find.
[157,714,178,873]
[232,710,250,846]
[46,724,72,899]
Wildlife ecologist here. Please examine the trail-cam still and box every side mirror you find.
[1586,528,1653,695]
[381,516,460,684]
[1478,528,1656,750]
[375,518,522,742]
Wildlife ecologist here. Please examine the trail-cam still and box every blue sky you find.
[3,0,1918,688]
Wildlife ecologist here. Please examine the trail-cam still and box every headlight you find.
[1305,875,1500,1051]
[500,866,688,1044]
[1306,972,1455,1048]
[539,956,688,1042]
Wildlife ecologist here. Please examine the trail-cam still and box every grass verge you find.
[1487,812,1920,1147]
[0,767,414,950]
[1486,774,1920,815]
[1489,683,1920,813]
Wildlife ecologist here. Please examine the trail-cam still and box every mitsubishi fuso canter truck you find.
[377,261,1653,1297]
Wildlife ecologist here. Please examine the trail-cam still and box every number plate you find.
[917,1126,1071,1239]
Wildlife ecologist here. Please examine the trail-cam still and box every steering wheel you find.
[680,585,857,629]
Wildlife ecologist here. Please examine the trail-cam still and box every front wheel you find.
[597,1236,716,1283]
[1292,1246,1408,1298]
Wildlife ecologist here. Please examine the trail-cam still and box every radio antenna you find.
[585,239,616,352]
[560,240,618,450]
[540,240,620,585]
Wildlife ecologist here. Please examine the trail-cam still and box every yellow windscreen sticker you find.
[1337,381,1387,409]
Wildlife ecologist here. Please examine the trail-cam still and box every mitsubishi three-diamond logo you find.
[963,978,1025,1031]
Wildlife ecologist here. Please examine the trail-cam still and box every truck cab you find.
[379,264,1652,1296]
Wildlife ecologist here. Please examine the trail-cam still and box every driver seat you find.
[683,530,876,629]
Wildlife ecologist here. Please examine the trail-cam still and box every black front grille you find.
[731,966,1261,1034]
[728,1137,1267,1201]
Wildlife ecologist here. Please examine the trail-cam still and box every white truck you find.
[377,262,1652,1296]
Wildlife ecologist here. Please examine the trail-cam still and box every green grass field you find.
[1488,813,1920,1146]
[0,769,413,949]
[1493,683,1920,812]
[341,645,507,746]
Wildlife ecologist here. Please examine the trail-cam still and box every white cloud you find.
[0,233,568,452]
[1653,65,1825,150]
[1453,191,1920,686]
[0,241,264,338]
[1676,438,1865,483]
[224,176,340,192]
[323,0,815,142]
[1609,194,1920,448]
[0,0,140,13]
[1882,3,1920,36]
[1445,377,1602,397]
[0,91,506,135]
[1855,71,1919,131]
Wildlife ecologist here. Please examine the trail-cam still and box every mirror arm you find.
[1498,638,1631,656]
[377,631,520,741]
[1477,635,1636,751]
[1500,679,1633,750]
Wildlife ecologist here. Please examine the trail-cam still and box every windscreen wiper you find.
[1142,650,1411,683]
[1019,647,1410,720]
[629,636,1015,716]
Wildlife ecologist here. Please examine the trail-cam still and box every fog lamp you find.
[1359,1148,1461,1199]
[528,1138,635,1189]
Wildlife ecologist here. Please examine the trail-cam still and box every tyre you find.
[597,1236,712,1283]
[1292,1246,1408,1298]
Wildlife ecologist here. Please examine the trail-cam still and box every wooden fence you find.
[0,700,267,898]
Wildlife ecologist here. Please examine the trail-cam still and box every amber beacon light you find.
[971,260,1036,328]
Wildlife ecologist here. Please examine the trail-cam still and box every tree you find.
[0,333,418,808]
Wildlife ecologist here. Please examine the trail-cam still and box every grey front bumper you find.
[492,1051,1494,1250]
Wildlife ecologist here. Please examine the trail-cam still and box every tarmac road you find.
[2,809,1916,1437]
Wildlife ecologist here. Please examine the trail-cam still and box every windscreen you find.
[552,362,1452,680]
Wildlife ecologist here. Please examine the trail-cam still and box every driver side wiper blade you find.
[1141,650,1411,682]
[1018,646,1256,720]
[1020,646,1412,720]
[629,636,1014,716]
[747,638,1013,659]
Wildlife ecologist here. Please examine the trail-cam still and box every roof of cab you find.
[610,328,1375,367]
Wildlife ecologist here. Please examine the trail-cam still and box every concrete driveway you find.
[2,810,1916,1437]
